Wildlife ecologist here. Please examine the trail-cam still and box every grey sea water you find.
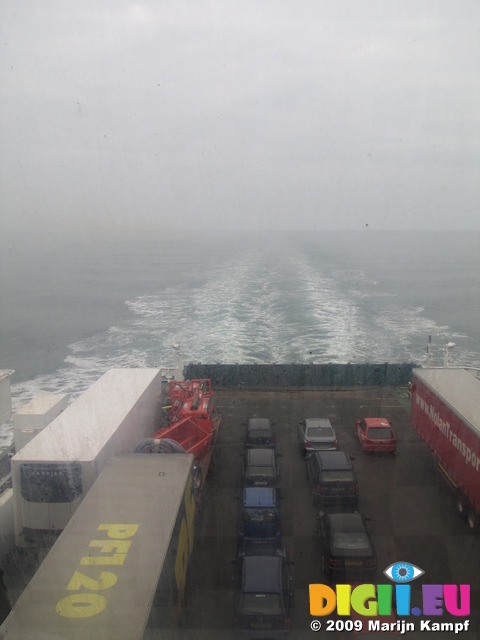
[1,229,479,445]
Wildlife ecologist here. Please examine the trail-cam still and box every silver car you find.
[298,418,338,455]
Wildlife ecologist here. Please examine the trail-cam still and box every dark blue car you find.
[238,487,282,550]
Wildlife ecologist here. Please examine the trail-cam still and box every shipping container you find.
[0,453,196,639]
[11,369,164,546]
[411,368,480,531]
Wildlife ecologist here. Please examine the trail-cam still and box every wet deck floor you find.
[179,386,479,639]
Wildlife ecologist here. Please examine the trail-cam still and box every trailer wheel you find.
[456,493,466,516]
[467,508,479,533]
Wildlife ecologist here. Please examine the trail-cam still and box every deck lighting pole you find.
[443,341,455,368]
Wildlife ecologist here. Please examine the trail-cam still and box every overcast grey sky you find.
[1,1,479,232]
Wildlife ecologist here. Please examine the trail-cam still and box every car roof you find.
[243,487,276,507]
[247,448,276,464]
[326,512,366,533]
[243,555,283,593]
[363,418,391,428]
[248,418,271,430]
[305,418,333,429]
[315,450,351,469]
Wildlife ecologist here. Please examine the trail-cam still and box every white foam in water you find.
[4,233,479,447]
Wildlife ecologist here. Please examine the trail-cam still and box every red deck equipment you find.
[154,379,219,461]
[135,379,220,495]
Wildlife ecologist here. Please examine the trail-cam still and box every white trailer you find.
[11,369,164,546]
[14,393,67,452]
[1,453,196,639]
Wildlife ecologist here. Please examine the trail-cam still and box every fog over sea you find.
[1,229,479,446]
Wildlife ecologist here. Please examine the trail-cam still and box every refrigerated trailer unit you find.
[411,368,480,531]
[0,453,196,639]
[11,368,164,546]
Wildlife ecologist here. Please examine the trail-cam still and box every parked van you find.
[305,450,358,509]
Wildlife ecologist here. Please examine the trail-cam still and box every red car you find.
[354,418,396,454]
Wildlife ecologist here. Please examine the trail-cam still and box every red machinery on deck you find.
[155,379,219,458]
[135,379,220,493]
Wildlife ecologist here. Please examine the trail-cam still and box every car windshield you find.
[368,427,394,439]
[306,427,332,437]
[240,593,283,615]
[249,430,272,439]
[332,532,371,550]
[244,508,277,524]
[246,467,276,479]
[321,470,353,482]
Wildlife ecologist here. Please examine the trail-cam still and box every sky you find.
[1,1,479,232]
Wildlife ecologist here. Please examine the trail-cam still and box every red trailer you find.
[411,368,480,531]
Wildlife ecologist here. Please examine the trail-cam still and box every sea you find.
[1,228,479,446]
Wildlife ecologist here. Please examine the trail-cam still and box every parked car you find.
[243,448,280,489]
[316,511,376,582]
[233,547,293,638]
[305,450,358,509]
[238,487,282,551]
[354,417,396,454]
[244,418,276,449]
[298,418,338,454]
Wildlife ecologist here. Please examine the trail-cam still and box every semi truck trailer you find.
[1,453,196,639]
[411,368,480,531]
[11,368,164,546]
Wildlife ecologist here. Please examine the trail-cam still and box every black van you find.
[305,450,358,509]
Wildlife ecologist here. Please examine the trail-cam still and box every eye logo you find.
[384,561,424,583]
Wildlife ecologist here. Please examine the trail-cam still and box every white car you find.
[298,418,338,455]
